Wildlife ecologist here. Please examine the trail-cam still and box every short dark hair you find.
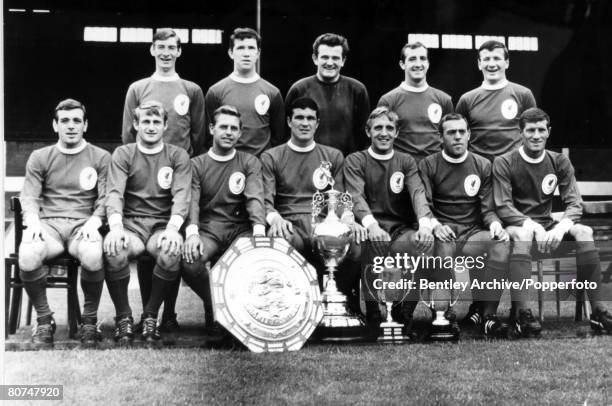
[312,33,349,58]
[288,97,319,119]
[211,105,242,128]
[133,100,167,123]
[478,40,508,60]
[229,27,261,50]
[365,107,399,130]
[400,42,428,62]
[519,107,551,131]
[54,98,86,121]
[439,113,469,134]
[153,28,181,49]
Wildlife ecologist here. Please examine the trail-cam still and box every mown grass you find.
[5,338,612,405]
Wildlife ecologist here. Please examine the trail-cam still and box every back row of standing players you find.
[19,27,612,346]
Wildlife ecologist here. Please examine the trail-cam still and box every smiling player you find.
[285,33,370,156]
[377,42,453,162]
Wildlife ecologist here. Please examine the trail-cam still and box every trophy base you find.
[428,324,460,342]
[315,315,367,342]
[377,321,411,344]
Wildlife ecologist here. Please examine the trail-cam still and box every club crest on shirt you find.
[427,103,443,124]
[542,174,557,195]
[501,98,518,119]
[229,172,246,195]
[157,167,173,190]
[390,171,404,194]
[464,174,481,197]
[173,94,190,116]
[79,167,97,191]
[254,94,270,115]
[312,167,330,190]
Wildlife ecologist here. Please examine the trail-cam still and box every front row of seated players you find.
[18,98,612,346]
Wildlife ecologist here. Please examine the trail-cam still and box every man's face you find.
[400,46,429,84]
[150,37,181,72]
[53,109,87,148]
[312,45,345,82]
[134,113,167,146]
[441,119,470,157]
[478,48,509,84]
[229,38,260,73]
[367,115,398,154]
[521,120,550,155]
[210,114,241,152]
[288,107,319,144]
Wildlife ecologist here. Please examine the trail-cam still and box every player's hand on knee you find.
[415,226,434,251]
[158,226,182,256]
[23,217,44,243]
[534,225,548,253]
[104,228,128,257]
[268,216,293,239]
[366,223,390,242]
[433,224,455,242]
[489,221,509,242]
[183,234,203,264]
[544,227,564,254]
[76,216,102,242]
[349,222,368,244]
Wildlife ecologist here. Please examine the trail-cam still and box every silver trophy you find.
[419,285,460,341]
[377,266,413,343]
[311,161,365,340]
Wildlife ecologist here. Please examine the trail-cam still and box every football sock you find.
[106,276,131,318]
[80,278,103,319]
[162,277,181,319]
[144,275,171,317]
[508,253,532,316]
[23,276,52,319]
[136,257,154,308]
[576,249,603,310]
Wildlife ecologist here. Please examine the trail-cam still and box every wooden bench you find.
[534,181,612,321]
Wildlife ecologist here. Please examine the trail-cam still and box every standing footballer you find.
[285,33,370,155]
[377,42,453,162]
[205,27,285,157]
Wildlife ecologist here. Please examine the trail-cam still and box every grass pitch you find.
[5,265,612,405]
[5,338,612,405]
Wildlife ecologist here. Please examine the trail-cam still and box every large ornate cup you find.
[311,162,365,340]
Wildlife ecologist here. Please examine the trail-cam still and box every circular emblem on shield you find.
[312,167,329,190]
[79,167,97,191]
[173,94,190,116]
[427,103,443,124]
[501,98,518,119]
[210,237,323,352]
[389,171,404,194]
[254,94,270,115]
[464,174,481,197]
[157,166,173,190]
[542,174,557,195]
[229,172,246,195]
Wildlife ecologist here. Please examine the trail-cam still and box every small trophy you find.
[376,266,413,343]
[312,162,365,340]
[420,286,460,341]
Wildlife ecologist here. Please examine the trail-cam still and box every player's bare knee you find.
[18,241,46,271]
[571,224,593,241]
[105,250,129,271]
[76,241,104,271]
[489,241,510,262]
[157,250,181,271]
